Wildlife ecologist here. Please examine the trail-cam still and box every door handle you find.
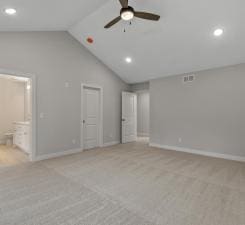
[83,120,86,124]
[122,118,126,122]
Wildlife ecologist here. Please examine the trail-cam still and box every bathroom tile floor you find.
[0,145,28,167]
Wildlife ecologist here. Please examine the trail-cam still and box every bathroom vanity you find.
[13,122,31,154]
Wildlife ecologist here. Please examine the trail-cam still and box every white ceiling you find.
[69,0,245,83]
[0,0,245,83]
[0,0,108,31]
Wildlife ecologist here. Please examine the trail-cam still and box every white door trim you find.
[81,83,103,150]
[0,69,37,161]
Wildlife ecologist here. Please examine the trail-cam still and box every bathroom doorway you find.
[0,72,36,166]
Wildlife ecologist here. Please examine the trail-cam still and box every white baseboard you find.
[33,148,83,162]
[149,143,245,162]
[103,141,120,147]
[33,142,120,162]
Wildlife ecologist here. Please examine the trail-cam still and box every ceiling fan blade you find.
[104,16,121,28]
[134,11,160,21]
[119,0,128,8]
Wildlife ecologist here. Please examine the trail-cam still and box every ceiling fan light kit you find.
[104,0,160,29]
[121,7,134,21]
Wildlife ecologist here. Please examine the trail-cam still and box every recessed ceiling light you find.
[213,28,224,37]
[4,8,17,15]
[125,57,132,63]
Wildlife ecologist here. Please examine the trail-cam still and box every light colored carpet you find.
[0,140,245,225]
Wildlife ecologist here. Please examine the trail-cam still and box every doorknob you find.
[122,118,126,122]
[83,120,86,124]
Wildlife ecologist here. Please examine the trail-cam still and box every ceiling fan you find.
[104,0,160,29]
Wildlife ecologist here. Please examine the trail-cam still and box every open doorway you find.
[121,82,150,144]
[0,73,34,167]
[136,90,150,143]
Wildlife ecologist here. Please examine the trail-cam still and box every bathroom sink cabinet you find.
[13,122,30,154]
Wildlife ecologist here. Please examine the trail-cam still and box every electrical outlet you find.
[65,82,70,88]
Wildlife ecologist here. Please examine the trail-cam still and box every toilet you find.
[4,133,14,146]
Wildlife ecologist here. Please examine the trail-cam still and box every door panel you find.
[122,92,137,143]
[83,88,100,149]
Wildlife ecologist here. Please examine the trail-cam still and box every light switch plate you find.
[40,112,45,119]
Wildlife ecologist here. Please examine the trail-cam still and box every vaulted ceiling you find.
[1,0,245,83]
[0,0,108,30]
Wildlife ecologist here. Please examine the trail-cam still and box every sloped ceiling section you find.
[0,0,244,83]
[69,0,245,83]
[0,0,109,31]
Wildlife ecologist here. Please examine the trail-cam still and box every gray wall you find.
[150,63,245,157]
[130,82,149,92]
[0,31,129,157]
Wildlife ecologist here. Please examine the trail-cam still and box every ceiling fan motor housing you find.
[120,6,135,21]
[104,0,160,28]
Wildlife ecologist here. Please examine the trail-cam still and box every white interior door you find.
[83,87,100,149]
[122,92,137,143]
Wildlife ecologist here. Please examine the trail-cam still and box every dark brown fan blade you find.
[104,16,121,28]
[134,11,160,21]
[119,0,128,8]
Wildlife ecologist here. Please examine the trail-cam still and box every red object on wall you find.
[87,37,94,44]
